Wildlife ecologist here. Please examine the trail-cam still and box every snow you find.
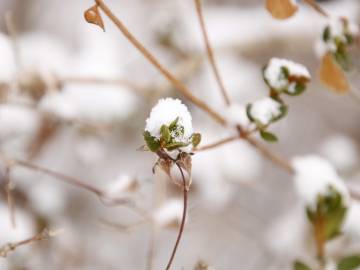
[315,17,359,57]
[152,199,183,228]
[39,86,137,123]
[224,103,253,129]
[105,174,137,198]
[343,201,360,238]
[249,97,282,126]
[264,58,310,90]
[0,205,36,244]
[0,33,16,83]
[145,98,193,141]
[0,104,39,141]
[292,155,350,209]
[320,134,359,173]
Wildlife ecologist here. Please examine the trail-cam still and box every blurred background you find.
[0,0,359,269]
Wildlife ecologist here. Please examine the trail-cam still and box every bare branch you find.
[194,0,231,106]
[195,135,239,152]
[94,0,227,126]
[0,228,60,258]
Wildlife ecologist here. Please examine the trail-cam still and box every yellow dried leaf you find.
[265,0,298,20]
[84,5,105,31]
[319,53,350,94]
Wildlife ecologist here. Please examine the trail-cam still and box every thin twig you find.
[195,135,239,151]
[0,228,59,258]
[4,165,16,228]
[194,0,231,106]
[245,136,294,174]
[94,0,227,126]
[0,155,131,205]
[146,225,156,270]
[165,163,188,270]
[302,0,329,17]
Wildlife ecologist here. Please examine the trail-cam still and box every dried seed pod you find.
[84,5,105,31]
[319,53,350,94]
[265,0,298,20]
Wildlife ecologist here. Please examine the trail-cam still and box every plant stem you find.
[165,163,188,270]
[302,0,329,17]
[195,135,239,151]
[94,0,226,126]
[194,0,231,106]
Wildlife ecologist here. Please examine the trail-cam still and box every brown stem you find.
[194,0,231,106]
[165,163,188,270]
[4,165,16,228]
[195,135,239,151]
[0,155,131,206]
[245,136,294,174]
[314,215,326,269]
[302,0,329,17]
[0,228,57,258]
[94,0,226,126]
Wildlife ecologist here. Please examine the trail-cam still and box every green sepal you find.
[191,133,201,148]
[260,130,278,143]
[294,261,312,270]
[338,255,360,270]
[143,131,160,152]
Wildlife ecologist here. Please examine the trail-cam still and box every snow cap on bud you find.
[247,97,285,127]
[292,155,350,209]
[263,58,311,95]
[144,98,200,152]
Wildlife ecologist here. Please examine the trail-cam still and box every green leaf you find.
[191,133,201,148]
[294,261,312,270]
[143,131,160,152]
[160,125,171,143]
[271,103,288,122]
[323,26,331,42]
[165,141,189,151]
[168,117,179,131]
[260,130,278,142]
[285,82,306,96]
[338,255,360,270]
[246,104,255,122]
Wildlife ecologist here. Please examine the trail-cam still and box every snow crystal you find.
[145,98,193,141]
[249,97,282,126]
[225,103,253,129]
[153,199,183,228]
[292,155,350,208]
[264,58,310,90]
[320,134,359,173]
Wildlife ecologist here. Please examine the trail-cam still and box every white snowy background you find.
[0,0,359,269]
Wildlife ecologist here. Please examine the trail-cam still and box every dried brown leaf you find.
[319,53,350,94]
[265,0,298,20]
